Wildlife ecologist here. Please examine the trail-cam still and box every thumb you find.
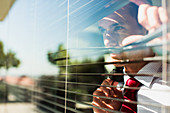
[122,35,144,46]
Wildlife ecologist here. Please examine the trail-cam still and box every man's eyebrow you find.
[110,23,119,28]
[102,17,118,23]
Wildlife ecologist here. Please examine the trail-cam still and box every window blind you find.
[2,0,170,113]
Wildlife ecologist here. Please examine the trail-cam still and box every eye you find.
[114,26,125,31]
[98,26,106,33]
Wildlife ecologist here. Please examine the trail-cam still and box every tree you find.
[44,43,106,112]
[0,41,5,69]
[5,50,20,70]
[48,44,70,74]
[0,41,20,102]
[0,41,20,70]
[47,43,106,83]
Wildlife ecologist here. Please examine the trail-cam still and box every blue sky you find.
[0,0,104,77]
[0,0,67,76]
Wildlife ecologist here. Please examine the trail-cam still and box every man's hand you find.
[121,4,169,60]
[138,4,169,34]
[138,4,170,53]
[92,79,123,113]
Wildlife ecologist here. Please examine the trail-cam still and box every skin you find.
[93,4,169,113]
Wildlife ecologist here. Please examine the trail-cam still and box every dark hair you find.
[124,2,139,21]
[123,2,145,31]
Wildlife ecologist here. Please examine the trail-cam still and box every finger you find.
[92,100,107,113]
[93,89,115,110]
[112,81,118,90]
[104,78,113,85]
[100,79,113,97]
[158,7,169,23]
[111,81,123,98]
[107,81,117,97]
[106,80,122,98]
[138,4,151,30]
[147,6,161,29]
[93,95,121,112]
[93,88,105,96]
[93,102,115,113]
[93,96,111,111]
[93,96,116,112]
[93,96,105,107]
[122,35,144,46]
[109,100,122,111]
[100,86,110,97]
[109,88,118,98]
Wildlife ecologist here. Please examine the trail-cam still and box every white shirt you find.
[134,62,170,113]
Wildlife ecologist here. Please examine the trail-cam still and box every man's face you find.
[99,8,154,62]
[99,8,144,47]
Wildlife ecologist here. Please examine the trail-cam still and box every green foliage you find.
[48,44,66,65]
[69,57,105,83]
[47,43,106,83]
[0,41,5,68]
[46,43,106,95]
[0,41,20,70]
[38,43,107,112]
[0,41,20,103]
[5,51,20,70]
[47,44,70,73]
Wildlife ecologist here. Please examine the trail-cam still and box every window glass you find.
[0,0,169,113]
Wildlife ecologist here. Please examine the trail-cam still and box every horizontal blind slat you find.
[33,96,84,113]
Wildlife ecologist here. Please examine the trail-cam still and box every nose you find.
[104,39,110,46]
[103,32,119,47]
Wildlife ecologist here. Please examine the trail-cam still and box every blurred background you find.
[0,0,105,112]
